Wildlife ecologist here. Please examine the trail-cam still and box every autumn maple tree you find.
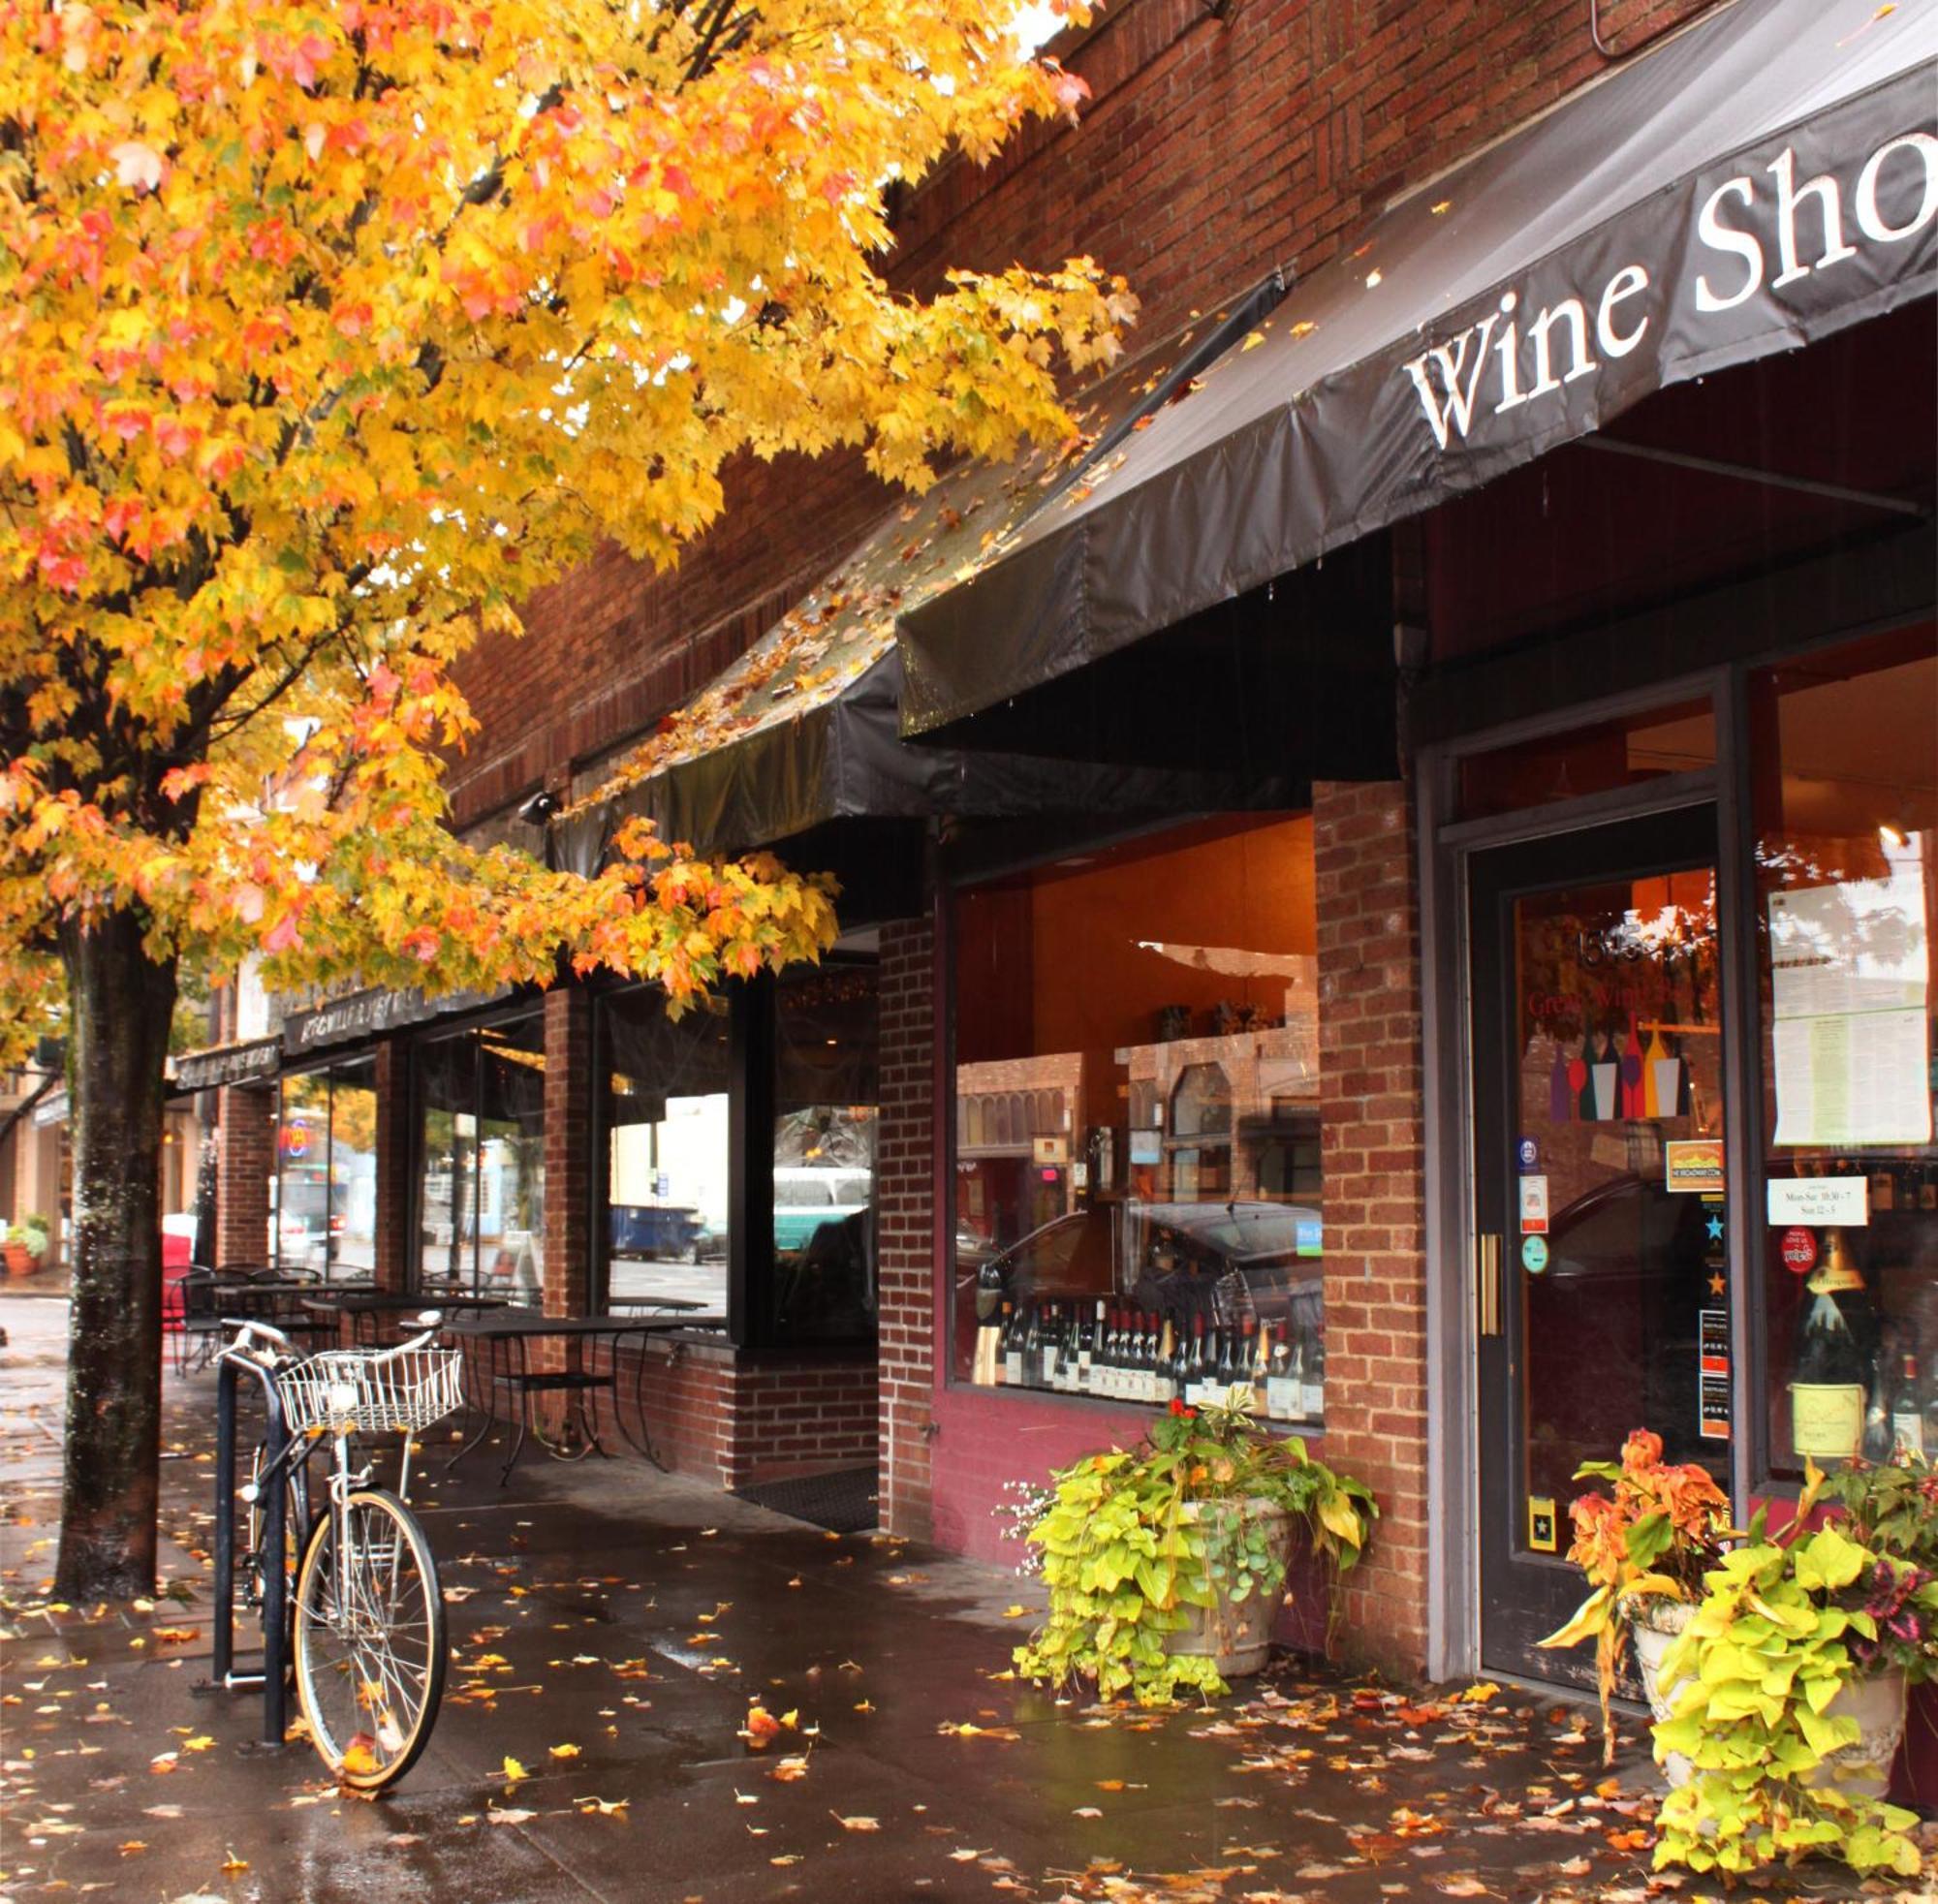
[0,0,1131,1597]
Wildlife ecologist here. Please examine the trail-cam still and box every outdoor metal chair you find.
[174,1268,223,1375]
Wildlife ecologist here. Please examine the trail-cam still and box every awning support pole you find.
[1578,435,1929,520]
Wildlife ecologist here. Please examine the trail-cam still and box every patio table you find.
[299,1288,515,1347]
[438,1310,725,1483]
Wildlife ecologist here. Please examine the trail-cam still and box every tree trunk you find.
[53,910,177,1602]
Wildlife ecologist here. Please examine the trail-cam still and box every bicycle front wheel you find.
[293,1488,447,1793]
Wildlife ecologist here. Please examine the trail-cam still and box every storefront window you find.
[769,961,879,1342]
[601,989,730,1313]
[274,1059,376,1280]
[1458,697,1716,821]
[417,1014,546,1295]
[951,816,1325,1417]
[1754,627,1937,1481]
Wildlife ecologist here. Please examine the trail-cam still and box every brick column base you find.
[877,916,936,1541]
[373,1038,413,1293]
[215,1082,276,1270]
[1315,779,1429,1681]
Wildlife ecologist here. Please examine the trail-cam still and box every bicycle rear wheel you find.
[293,1488,447,1793]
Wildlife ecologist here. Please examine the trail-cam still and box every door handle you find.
[1477,1233,1502,1336]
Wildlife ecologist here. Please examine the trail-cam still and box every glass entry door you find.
[1470,805,1732,1685]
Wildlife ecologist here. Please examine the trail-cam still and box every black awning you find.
[554,277,1290,870]
[896,0,1938,736]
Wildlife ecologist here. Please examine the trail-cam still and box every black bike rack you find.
[201,1354,290,1747]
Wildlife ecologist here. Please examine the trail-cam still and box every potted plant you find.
[1649,1460,1938,1885]
[5,1215,49,1278]
[1014,1386,1376,1706]
[1539,1428,1738,1767]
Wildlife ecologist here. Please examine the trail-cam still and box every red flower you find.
[1169,1398,1197,1420]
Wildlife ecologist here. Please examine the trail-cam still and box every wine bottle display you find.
[1790,1235,1867,1460]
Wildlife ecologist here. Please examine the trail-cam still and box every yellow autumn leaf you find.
[501,1755,529,1782]
[549,1743,581,1760]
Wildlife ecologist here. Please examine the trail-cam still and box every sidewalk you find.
[0,1297,1912,1903]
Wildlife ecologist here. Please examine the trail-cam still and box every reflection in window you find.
[1753,627,1938,1481]
[770,961,879,1342]
[601,989,730,1315]
[275,1060,375,1281]
[951,815,1326,1418]
[417,1014,546,1296]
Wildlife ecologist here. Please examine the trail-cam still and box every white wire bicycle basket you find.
[278,1348,463,1437]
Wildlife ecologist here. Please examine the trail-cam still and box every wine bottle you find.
[1099,1308,1121,1400]
[1243,1316,1266,1413]
[1891,1353,1924,1460]
[1266,1323,1296,1421]
[1077,1301,1099,1395]
[1790,1234,1868,1460]
[1022,1303,1043,1390]
[1299,1327,1325,1421]
[1000,1301,1021,1387]
[1183,1316,1207,1408]
[1155,1318,1177,1404]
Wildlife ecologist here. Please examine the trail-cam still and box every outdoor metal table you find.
[212,1277,369,1344]
[299,1288,514,1347]
[437,1311,725,1483]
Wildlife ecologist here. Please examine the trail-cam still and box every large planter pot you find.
[1809,1669,1909,1801]
[1634,1599,1698,1787]
[4,1243,37,1279]
[1641,1602,1909,1800]
[1164,1500,1295,1681]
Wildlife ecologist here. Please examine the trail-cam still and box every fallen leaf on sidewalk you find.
[832,1813,880,1830]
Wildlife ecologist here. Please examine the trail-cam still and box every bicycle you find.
[216,1314,460,1793]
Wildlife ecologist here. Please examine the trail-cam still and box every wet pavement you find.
[0,1295,1924,1903]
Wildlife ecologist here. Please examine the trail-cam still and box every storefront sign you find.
[1780,1226,1819,1275]
[282,983,511,1055]
[172,1037,282,1094]
[30,1088,67,1129]
[1517,1174,1548,1234]
[1516,1137,1539,1171]
[1664,1138,1725,1195]
[1520,1234,1549,1275]
[1767,1174,1869,1228]
[1403,126,1938,457]
[1701,1375,1734,1442]
[1032,1136,1069,1167]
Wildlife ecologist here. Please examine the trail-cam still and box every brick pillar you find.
[543,985,592,1319]
[877,915,937,1540]
[1315,780,1429,1679]
[215,1082,276,1269]
[372,1038,414,1293]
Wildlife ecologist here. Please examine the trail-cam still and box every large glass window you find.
[274,1058,376,1280]
[769,961,879,1343]
[951,816,1325,1416]
[417,1014,546,1296]
[1753,626,1937,1480]
[601,989,730,1314]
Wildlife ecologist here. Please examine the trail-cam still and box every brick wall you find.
[1314,779,1428,1679]
[593,1335,878,1488]
[876,916,938,1539]
[543,986,593,1320]
[372,1038,413,1292]
[215,1082,275,1269]
[446,0,1719,830]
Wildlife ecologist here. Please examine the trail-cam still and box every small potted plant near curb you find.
[1649,1459,1938,1886]
[4,1215,49,1278]
[1014,1386,1376,1706]
[1539,1428,1738,1768]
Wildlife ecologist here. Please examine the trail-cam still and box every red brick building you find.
[198,0,1936,1698]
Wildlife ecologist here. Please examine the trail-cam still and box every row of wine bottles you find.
[969,1297,1325,1420]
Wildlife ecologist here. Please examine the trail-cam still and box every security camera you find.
[516,790,559,827]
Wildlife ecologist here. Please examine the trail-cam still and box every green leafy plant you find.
[1650,1463,1938,1883]
[1823,1451,1938,1573]
[1538,1428,1738,1763]
[8,1217,48,1261]
[1014,1387,1376,1706]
